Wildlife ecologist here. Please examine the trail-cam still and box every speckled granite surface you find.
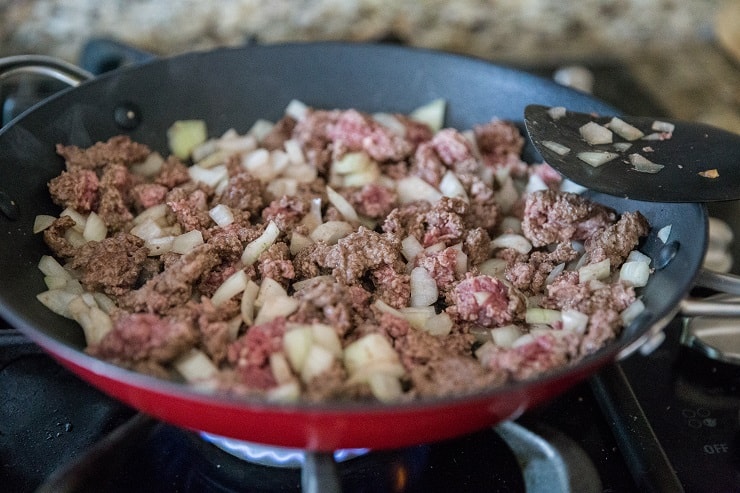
[1,0,738,131]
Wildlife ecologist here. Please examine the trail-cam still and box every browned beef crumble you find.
[39,105,652,403]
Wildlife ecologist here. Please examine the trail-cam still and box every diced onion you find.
[242,221,280,265]
[409,99,446,132]
[401,235,424,263]
[629,153,664,173]
[657,225,672,243]
[621,298,646,325]
[254,295,299,325]
[423,312,453,337]
[577,151,619,167]
[248,119,274,140]
[209,204,234,227]
[188,163,228,188]
[211,269,248,307]
[409,267,439,307]
[171,230,204,254]
[38,255,72,279]
[540,140,571,156]
[547,106,567,120]
[300,345,335,384]
[490,325,523,348]
[33,215,57,234]
[561,309,588,333]
[651,120,675,133]
[326,186,359,222]
[82,211,107,242]
[309,221,353,245]
[478,258,507,279]
[525,307,562,325]
[612,142,633,152]
[174,349,219,383]
[627,250,652,265]
[619,261,650,287]
[240,280,260,325]
[607,117,644,141]
[438,170,469,201]
[579,121,613,145]
[579,258,611,282]
[285,99,309,121]
[491,233,532,254]
[396,176,442,204]
[168,120,207,160]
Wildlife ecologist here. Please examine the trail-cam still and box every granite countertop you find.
[1,0,738,132]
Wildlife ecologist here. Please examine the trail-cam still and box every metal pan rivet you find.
[654,240,680,270]
[113,102,142,130]
[0,189,20,221]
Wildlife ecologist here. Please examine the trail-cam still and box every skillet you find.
[0,42,710,451]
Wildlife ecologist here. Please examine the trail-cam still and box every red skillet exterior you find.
[49,337,606,450]
[0,43,707,451]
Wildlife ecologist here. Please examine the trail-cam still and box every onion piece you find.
[490,325,523,348]
[396,176,442,204]
[525,307,562,325]
[285,99,309,121]
[241,221,280,265]
[33,215,57,234]
[621,298,646,326]
[423,312,453,337]
[438,170,469,201]
[577,151,619,167]
[579,258,611,282]
[651,120,675,133]
[211,269,248,307]
[607,117,644,141]
[629,153,664,174]
[38,255,73,279]
[309,221,353,245]
[326,186,359,222]
[409,99,446,132]
[174,349,219,383]
[561,309,589,333]
[612,142,633,152]
[81,211,107,242]
[579,121,613,145]
[657,225,672,243]
[171,230,204,254]
[491,233,532,254]
[409,266,439,307]
[627,250,652,265]
[208,204,234,227]
[547,106,567,120]
[240,280,260,325]
[619,261,650,287]
[540,140,571,156]
[168,120,207,160]
[401,235,424,263]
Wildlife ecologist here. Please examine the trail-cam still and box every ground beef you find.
[505,242,580,294]
[87,312,197,368]
[451,274,526,327]
[257,242,295,285]
[474,119,526,170]
[585,211,650,268]
[118,242,222,314]
[476,331,580,380]
[48,168,99,212]
[348,184,398,219]
[131,183,168,210]
[39,104,657,404]
[42,215,77,258]
[261,195,307,232]
[394,329,501,397]
[216,171,268,216]
[313,227,404,285]
[154,156,192,189]
[522,189,617,247]
[227,317,288,390]
[67,232,148,296]
[167,187,213,233]
[416,247,459,291]
[291,277,372,335]
[56,135,151,170]
[422,197,468,247]
[260,116,297,151]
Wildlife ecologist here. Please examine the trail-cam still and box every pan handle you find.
[0,54,93,87]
